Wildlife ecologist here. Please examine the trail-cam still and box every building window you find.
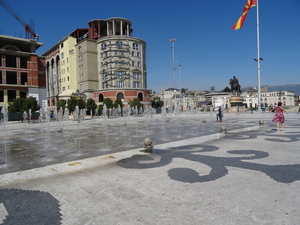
[117,92,124,99]
[137,52,140,57]
[131,51,134,56]
[115,51,118,55]
[116,42,123,48]
[133,73,140,79]
[102,73,108,79]
[115,61,119,65]
[102,83,107,89]
[116,81,124,88]
[138,62,140,67]
[101,43,107,50]
[121,51,124,55]
[61,52,64,59]
[132,61,135,66]
[138,92,143,101]
[67,76,69,81]
[133,43,139,50]
[133,81,140,88]
[99,93,104,102]
[116,72,124,79]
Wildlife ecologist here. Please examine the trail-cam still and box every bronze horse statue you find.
[230,76,241,96]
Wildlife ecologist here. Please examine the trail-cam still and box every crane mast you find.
[0,0,39,40]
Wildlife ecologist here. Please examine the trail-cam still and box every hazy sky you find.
[1,0,299,93]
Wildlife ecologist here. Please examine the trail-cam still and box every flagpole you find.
[256,0,261,112]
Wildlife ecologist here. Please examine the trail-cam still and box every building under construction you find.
[0,35,46,107]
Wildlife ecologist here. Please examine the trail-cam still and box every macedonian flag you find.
[232,0,257,30]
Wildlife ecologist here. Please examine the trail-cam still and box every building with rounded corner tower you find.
[43,17,151,108]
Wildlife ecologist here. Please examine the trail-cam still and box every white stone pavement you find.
[0,112,300,224]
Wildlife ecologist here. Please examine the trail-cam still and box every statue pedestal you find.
[229,96,244,113]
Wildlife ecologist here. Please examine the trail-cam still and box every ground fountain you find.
[0,105,8,167]
[0,103,239,175]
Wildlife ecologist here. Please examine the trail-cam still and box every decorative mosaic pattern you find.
[0,189,61,225]
[117,128,300,184]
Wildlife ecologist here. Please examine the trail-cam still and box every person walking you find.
[271,102,288,131]
[217,106,223,122]
[215,107,219,122]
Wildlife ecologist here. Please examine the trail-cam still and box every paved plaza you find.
[0,112,300,224]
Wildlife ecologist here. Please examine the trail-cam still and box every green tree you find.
[8,98,27,112]
[8,97,39,113]
[223,86,231,92]
[210,86,216,92]
[56,99,67,111]
[24,97,40,112]
[67,97,85,112]
[114,98,124,109]
[103,98,114,109]
[98,104,103,116]
[86,98,97,114]
[151,97,164,108]
[128,98,142,110]
[181,88,188,94]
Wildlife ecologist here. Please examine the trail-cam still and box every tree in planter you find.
[56,99,67,111]
[8,97,39,113]
[8,98,27,113]
[67,97,85,113]
[98,105,103,116]
[24,97,40,112]
[103,98,113,117]
[151,97,164,108]
[114,98,124,116]
[86,98,97,116]
[128,98,142,114]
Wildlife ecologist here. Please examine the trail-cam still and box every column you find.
[120,20,123,36]
[107,22,110,36]
[112,20,115,36]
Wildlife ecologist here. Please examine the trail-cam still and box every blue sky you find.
[1,0,299,93]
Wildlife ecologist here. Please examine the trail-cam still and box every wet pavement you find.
[0,112,255,174]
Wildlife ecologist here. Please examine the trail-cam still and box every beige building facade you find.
[43,17,151,108]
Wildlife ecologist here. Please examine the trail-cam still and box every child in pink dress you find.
[271,102,288,131]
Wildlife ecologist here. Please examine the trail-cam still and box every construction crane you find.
[0,0,39,40]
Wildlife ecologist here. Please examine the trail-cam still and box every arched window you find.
[138,93,143,101]
[99,93,104,102]
[117,92,124,99]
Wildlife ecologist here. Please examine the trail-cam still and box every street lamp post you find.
[170,39,176,89]
[170,39,176,113]
[178,64,182,111]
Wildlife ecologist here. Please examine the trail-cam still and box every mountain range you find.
[266,84,300,96]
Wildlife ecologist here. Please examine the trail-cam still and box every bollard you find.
[144,138,153,153]
[220,126,227,133]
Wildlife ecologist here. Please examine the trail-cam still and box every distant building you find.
[43,17,151,108]
[0,35,46,107]
[211,89,295,109]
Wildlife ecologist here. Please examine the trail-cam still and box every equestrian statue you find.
[229,76,241,96]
